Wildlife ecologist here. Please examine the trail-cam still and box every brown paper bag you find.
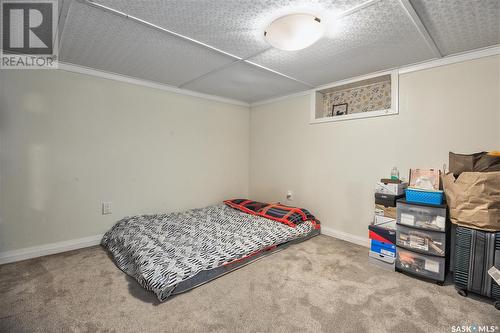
[475,154,500,173]
[442,172,500,231]
[449,152,486,176]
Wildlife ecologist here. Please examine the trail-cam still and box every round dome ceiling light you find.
[264,14,326,51]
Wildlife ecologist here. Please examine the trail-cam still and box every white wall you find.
[1,54,498,256]
[250,55,500,242]
[0,70,249,252]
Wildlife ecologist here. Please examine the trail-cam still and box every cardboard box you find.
[409,169,441,190]
[373,215,396,227]
[375,181,408,195]
[375,204,396,219]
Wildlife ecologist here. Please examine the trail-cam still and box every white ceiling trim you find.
[56,0,72,49]
[251,44,500,107]
[244,60,314,87]
[336,0,381,18]
[178,48,273,88]
[177,59,241,89]
[398,44,500,74]
[248,89,313,108]
[398,0,442,58]
[58,62,250,107]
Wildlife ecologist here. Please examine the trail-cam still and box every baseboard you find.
[321,226,369,248]
[0,228,367,265]
[0,234,104,265]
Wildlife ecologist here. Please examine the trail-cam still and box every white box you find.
[373,215,396,227]
[375,182,408,195]
[368,250,396,265]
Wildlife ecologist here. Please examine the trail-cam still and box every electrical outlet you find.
[286,191,293,201]
[102,202,112,215]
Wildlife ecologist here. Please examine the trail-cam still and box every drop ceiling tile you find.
[182,62,310,103]
[410,0,500,56]
[59,1,235,87]
[94,0,370,59]
[248,0,436,86]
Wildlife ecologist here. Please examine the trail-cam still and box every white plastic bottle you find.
[391,167,399,180]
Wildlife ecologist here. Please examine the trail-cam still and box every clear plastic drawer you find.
[396,224,446,257]
[397,202,447,232]
[396,247,446,281]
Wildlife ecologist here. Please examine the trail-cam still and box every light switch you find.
[102,202,112,215]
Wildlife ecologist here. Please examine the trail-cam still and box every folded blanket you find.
[224,199,320,228]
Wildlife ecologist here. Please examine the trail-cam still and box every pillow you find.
[257,204,317,227]
[223,199,269,215]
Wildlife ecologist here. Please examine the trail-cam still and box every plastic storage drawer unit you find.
[397,201,447,232]
[396,247,446,282]
[396,225,446,256]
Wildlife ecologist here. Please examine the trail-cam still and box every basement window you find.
[310,70,398,124]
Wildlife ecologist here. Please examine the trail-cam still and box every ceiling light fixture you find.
[264,14,326,51]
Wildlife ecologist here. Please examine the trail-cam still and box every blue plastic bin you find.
[370,239,396,258]
[405,188,443,205]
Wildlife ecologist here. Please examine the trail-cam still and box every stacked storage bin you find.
[444,152,500,310]
[368,217,397,269]
[395,199,450,284]
[368,180,406,269]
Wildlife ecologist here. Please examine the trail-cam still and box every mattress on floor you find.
[171,226,320,295]
[101,204,318,302]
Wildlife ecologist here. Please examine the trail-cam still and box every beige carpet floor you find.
[0,235,498,333]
